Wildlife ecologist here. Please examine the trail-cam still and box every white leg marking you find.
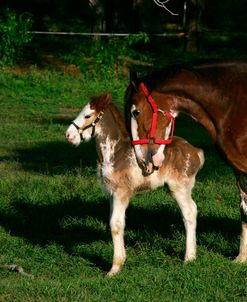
[107,193,129,276]
[170,181,197,261]
[235,222,247,263]
[235,187,247,262]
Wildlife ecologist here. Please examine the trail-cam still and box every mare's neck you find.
[158,71,221,140]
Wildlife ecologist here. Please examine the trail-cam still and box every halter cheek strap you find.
[132,82,175,146]
[72,111,104,141]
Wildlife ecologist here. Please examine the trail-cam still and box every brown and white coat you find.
[66,92,204,276]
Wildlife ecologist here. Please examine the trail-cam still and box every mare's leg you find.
[169,179,197,261]
[235,173,247,262]
[107,191,130,276]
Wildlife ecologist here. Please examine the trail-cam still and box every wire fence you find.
[29,31,186,37]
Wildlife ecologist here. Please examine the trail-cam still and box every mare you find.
[124,59,247,262]
[66,92,204,276]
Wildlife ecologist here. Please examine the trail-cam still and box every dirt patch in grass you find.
[13,52,81,75]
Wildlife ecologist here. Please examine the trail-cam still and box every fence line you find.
[29,30,247,39]
[29,31,185,37]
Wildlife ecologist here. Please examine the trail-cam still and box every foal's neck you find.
[95,104,132,164]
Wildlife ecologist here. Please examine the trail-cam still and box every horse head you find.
[125,71,177,174]
[66,92,111,145]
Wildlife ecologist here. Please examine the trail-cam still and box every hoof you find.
[184,257,196,263]
[106,265,122,277]
[234,255,247,263]
[184,254,196,262]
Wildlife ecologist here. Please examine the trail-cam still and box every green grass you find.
[0,66,246,302]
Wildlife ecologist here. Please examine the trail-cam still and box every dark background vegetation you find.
[1,0,247,33]
[1,0,247,69]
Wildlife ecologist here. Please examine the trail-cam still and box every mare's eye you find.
[131,109,140,118]
[85,115,91,119]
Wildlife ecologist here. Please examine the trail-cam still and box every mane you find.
[124,62,194,130]
[107,102,131,143]
[141,63,190,91]
[124,58,243,132]
[137,58,242,91]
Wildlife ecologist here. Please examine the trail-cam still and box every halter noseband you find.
[132,82,175,146]
[72,111,104,141]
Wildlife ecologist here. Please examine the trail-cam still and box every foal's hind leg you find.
[235,173,247,262]
[169,179,197,261]
[107,191,130,276]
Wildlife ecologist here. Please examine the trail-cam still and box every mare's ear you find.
[99,92,112,111]
[129,69,138,83]
[129,70,138,91]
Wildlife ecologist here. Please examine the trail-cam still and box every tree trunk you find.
[185,0,204,52]
[105,0,114,33]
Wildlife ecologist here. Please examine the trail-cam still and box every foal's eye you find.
[131,109,140,118]
[84,115,91,119]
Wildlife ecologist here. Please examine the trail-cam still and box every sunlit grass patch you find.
[0,68,246,302]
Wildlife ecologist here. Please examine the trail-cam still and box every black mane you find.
[140,59,244,90]
[124,58,247,133]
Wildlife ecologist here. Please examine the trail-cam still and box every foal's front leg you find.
[107,192,130,277]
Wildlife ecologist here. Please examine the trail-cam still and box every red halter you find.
[132,82,175,145]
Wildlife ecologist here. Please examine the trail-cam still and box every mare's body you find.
[125,60,247,262]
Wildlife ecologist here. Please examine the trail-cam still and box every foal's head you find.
[66,92,111,146]
[125,72,177,173]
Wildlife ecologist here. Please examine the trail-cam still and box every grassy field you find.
[0,65,246,302]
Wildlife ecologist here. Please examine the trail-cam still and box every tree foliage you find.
[0,9,33,65]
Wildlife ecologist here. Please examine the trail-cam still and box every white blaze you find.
[130,104,145,162]
[66,103,95,145]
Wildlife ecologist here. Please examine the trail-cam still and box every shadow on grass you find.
[0,197,111,272]
[1,107,235,180]
[0,194,240,272]
[2,140,98,174]
[3,124,234,181]
[0,115,240,271]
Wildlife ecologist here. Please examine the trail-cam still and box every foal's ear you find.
[99,92,112,110]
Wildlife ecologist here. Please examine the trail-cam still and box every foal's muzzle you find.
[70,111,104,142]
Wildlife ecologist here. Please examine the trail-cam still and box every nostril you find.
[66,132,74,141]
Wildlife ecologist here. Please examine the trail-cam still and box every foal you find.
[66,92,204,276]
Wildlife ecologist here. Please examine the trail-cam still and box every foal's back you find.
[100,103,204,194]
[160,137,204,179]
